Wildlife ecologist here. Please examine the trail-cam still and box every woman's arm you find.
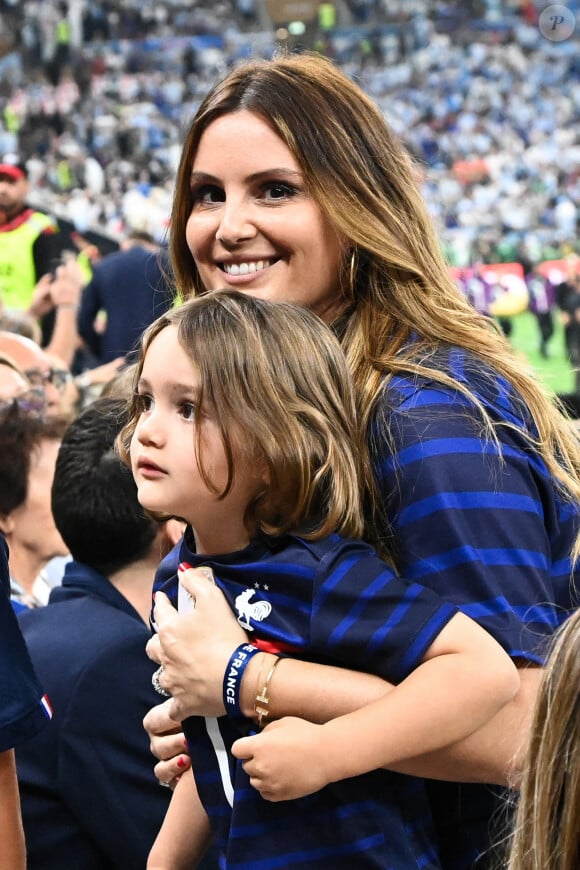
[146,661,534,789]
[147,570,532,787]
[147,772,212,870]
[387,664,538,786]
[231,611,519,801]
[0,749,26,870]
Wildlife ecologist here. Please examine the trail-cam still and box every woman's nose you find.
[215,198,257,247]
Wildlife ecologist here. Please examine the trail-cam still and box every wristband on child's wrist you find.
[223,642,260,719]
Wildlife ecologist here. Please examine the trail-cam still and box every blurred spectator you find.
[0,406,68,609]
[77,231,174,365]
[27,258,86,370]
[0,309,42,344]
[46,2,73,87]
[0,530,52,869]
[0,159,62,313]
[16,398,178,869]
[0,2,577,275]
[557,267,580,392]
[0,353,44,413]
[72,356,127,411]
[457,262,495,315]
[525,264,556,358]
[0,331,74,418]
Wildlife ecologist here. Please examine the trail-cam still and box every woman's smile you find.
[219,257,280,281]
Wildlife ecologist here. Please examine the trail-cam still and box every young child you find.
[506,607,580,870]
[118,289,519,870]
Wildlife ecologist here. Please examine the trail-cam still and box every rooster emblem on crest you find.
[234,588,272,630]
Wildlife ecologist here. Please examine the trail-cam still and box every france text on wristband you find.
[223,642,260,719]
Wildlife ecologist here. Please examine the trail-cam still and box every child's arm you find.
[147,771,212,870]
[231,611,519,801]
[0,748,26,870]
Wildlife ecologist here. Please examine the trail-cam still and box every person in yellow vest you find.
[3,105,19,138]
[0,161,61,314]
[48,2,73,87]
[318,1,337,32]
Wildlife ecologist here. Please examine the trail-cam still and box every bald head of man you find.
[0,332,64,416]
[0,353,30,400]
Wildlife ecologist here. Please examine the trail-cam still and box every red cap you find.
[0,163,26,181]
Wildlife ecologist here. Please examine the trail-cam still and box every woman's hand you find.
[232,718,330,802]
[145,566,248,721]
[143,699,191,789]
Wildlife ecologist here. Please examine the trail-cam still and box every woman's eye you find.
[191,185,224,205]
[263,182,298,201]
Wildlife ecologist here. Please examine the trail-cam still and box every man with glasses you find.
[24,366,70,393]
[0,332,72,418]
[0,354,45,417]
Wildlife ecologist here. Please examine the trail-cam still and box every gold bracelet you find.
[254,656,282,729]
[250,653,269,720]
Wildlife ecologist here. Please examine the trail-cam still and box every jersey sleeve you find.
[373,377,578,663]
[309,538,457,684]
[0,540,51,751]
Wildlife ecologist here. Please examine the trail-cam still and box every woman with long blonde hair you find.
[144,52,580,869]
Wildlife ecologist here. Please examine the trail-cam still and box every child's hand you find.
[232,717,330,801]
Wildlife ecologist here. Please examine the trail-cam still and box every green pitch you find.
[505,311,575,397]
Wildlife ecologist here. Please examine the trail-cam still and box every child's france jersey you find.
[156,529,457,869]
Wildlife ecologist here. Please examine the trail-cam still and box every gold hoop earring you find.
[348,249,357,299]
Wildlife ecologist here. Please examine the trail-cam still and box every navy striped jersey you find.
[0,535,51,751]
[371,344,580,869]
[157,528,457,869]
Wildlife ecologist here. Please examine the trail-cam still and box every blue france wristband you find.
[223,642,260,719]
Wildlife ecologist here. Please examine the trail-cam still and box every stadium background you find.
[0,0,578,392]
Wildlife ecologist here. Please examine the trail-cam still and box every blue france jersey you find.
[0,536,51,751]
[372,344,580,868]
[156,530,457,869]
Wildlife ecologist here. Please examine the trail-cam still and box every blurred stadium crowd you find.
[0,0,577,269]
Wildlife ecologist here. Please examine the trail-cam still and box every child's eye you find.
[134,392,152,412]
[179,402,196,421]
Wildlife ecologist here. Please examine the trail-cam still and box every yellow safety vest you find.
[55,19,71,45]
[3,105,19,134]
[318,2,336,30]
[0,212,57,309]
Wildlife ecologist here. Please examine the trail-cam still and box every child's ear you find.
[246,443,270,486]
